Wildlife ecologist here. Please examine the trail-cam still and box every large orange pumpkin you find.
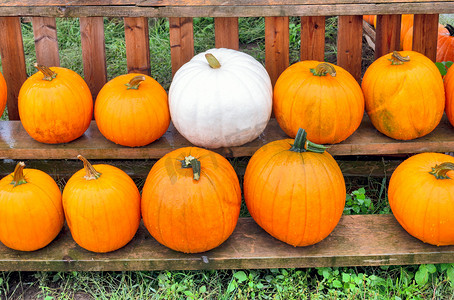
[62,155,141,253]
[0,162,63,251]
[141,147,241,253]
[362,51,444,140]
[18,64,93,144]
[95,73,170,147]
[388,152,454,246]
[445,63,454,127]
[244,129,346,247]
[273,61,364,144]
[0,72,7,117]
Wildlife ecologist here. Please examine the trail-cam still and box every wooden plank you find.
[32,17,60,67]
[375,14,401,58]
[0,215,452,271]
[1,115,454,159]
[214,17,239,50]
[0,0,139,6]
[0,17,27,120]
[169,17,194,75]
[300,16,325,61]
[80,16,107,99]
[412,14,439,61]
[265,16,289,85]
[124,17,151,75]
[337,15,362,81]
[0,4,453,18]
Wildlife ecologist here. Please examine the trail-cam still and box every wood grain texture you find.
[265,16,289,85]
[412,14,439,61]
[1,115,454,159]
[124,17,151,75]
[214,17,239,50]
[337,15,362,81]
[0,215,452,271]
[141,0,454,5]
[375,14,401,58]
[0,17,27,120]
[300,16,325,61]
[32,17,60,67]
[80,17,107,99]
[169,17,194,75]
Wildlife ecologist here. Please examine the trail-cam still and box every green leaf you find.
[332,280,342,288]
[415,266,429,286]
[342,273,351,283]
[199,285,206,294]
[233,271,248,283]
[446,265,454,284]
[426,264,437,274]
[436,62,448,76]
[227,280,237,293]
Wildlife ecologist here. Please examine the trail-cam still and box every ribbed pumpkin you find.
[18,64,93,144]
[0,72,7,117]
[62,155,140,253]
[363,15,375,26]
[388,152,454,246]
[244,129,346,247]
[141,147,241,253]
[273,61,364,144]
[0,162,63,251]
[445,63,454,127]
[95,73,170,147]
[362,51,444,140]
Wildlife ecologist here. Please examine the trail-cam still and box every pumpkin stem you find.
[446,24,454,36]
[429,162,454,179]
[125,75,146,90]
[310,63,336,77]
[289,128,327,153]
[388,51,410,65]
[34,63,57,81]
[181,155,201,181]
[205,53,221,69]
[77,155,102,180]
[11,162,27,187]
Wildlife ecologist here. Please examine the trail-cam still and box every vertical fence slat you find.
[337,15,362,81]
[412,14,439,61]
[214,17,239,50]
[300,16,325,61]
[0,17,27,120]
[80,17,107,100]
[169,17,194,76]
[265,16,289,85]
[375,14,401,58]
[32,17,60,67]
[124,17,151,75]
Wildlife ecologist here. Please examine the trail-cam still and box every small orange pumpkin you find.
[141,147,241,253]
[362,51,444,140]
[0,72,7,117]
[244,129,346,247]
[62,155,141,253]
[0,162,64,251]
[95,73,170,147]
[444,63,454,126]
[18,64,93,144]
[273,61,364,144]
[388,152,454,246]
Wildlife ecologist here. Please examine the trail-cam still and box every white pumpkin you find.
[169,48,273,148]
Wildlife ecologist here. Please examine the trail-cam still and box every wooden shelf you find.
[0,215,453,271]
[0,116,453,160]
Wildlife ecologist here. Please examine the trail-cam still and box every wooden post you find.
[337,15,362,82]
[32,17,60,67]
[169,17,194,76]
[214,17,239,50]
[412,14,439,61]
[300,16,325,62]
[265,16,289,85]
[375,14,401,58]
[124,17,151,75]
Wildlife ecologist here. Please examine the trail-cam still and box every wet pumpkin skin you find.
[361,51,444,140]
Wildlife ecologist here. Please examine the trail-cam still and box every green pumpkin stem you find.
[181,155,201,181]
[125,75,146,90]
[289,129,327,153]
[446,24,454,37]
[11,162,27,187]
[34,63,57,81]
[205,53,221,69]
[388,51,410,65]
[77,155,102,180]
[429,162,454,179]
[310,63,336,77]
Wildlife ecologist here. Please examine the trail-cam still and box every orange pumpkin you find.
[388,152,454,246]
[0,162,63,251]
[141,147,241,253]
[445,63,454,126]
[273,61,364,144]
[363,15,375,26]
[244,129,346,247]
[0,72,7,117]
[62,155,141,253]
[18,64,93,144]
[95,73,170,147]
[362,51,444,140]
